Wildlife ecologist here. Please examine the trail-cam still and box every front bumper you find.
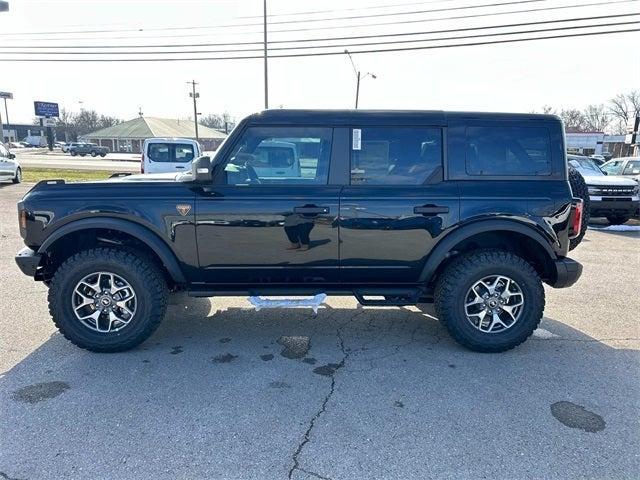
[15,247,42,277]
[589,196,640,217]
[549,257,583,289]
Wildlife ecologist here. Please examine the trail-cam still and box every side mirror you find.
[192,155,212,182]
[8,153,15,159]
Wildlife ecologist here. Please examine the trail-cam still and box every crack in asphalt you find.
[297,467,333,480]
[0,471,25,480]
[287,312,358,480]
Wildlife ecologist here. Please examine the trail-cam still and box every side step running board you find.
[354,288,422,307]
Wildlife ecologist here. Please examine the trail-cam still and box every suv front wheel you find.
[435,250,544,353]
[606,214,630,225]
[48,247,168,352]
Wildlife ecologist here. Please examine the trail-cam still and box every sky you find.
[0,0,639,125]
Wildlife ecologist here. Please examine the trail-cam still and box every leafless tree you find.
[558,109,587,132]
[608,91,640,134]
[582,104,610,132]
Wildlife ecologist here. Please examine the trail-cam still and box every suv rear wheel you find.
[48,247,168,352]
[568,166,589,251]
[434,250,544,353]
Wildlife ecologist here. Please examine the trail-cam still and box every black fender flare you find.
[38,217,187,284]
[418,219,557,283]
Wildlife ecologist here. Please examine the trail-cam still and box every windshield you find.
[568,156,603,176]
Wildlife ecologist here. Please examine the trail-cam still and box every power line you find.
[1,13,637,50]
[1,20,636,56]
[238,0,462,18]
[1,0,635,40]
[4,0,636,43]
[0,0,547,36]
[0,27,636,62]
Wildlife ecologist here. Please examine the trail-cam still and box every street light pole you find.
[344,49,376,109]
[263,0,269,109]
[188,80,200,142]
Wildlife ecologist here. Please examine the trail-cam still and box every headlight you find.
[587,187,601,195]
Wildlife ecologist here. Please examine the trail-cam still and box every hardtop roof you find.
[245,109,560,126]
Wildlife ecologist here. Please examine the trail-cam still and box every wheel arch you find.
[420,219,558,284]
[38,217,187,284]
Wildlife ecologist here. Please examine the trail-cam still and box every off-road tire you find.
[12,167,21,184]
[48,247,168,352]
[434,250,545,353]
[606,214,630,225]
[568,165,589,251]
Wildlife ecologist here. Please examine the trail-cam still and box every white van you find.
[246,140,301,179]
[141,138,202,174]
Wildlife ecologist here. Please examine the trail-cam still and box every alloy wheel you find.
[464,275,524,333]
[71,271,137,333]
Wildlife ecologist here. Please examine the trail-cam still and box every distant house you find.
[82,116,227,153]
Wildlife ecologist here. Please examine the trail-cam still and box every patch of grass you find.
[21,168,117,183]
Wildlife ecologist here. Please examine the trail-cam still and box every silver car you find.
[0,142,22,184]
[601,157,640,183]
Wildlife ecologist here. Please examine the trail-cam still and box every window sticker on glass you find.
[352,128,361,150]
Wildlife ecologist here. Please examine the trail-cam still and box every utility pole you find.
[188,80,200,142]
[344,50,377,109]
[3,97,9,126]
[263,0,269,109]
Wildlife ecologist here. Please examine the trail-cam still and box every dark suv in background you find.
[69,142,109,157]
[15,110,583,354]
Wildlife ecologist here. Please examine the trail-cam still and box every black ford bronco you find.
[15,110,584,353]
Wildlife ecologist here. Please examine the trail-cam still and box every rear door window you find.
[465,126,551,176]
[349,127,443,185]
[148,143,195,163]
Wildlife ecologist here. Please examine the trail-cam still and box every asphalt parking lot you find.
[1,183,638,480]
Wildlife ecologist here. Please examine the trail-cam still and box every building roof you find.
[83,116,227,139]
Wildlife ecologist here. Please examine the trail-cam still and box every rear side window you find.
[148,143,195,163]
[350,127,442,185]
[465,126,551,176]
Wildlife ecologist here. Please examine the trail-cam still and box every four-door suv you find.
[15,110,584,353]
[69,142,109,157]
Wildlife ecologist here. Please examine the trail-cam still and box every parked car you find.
[601,157,640,183]
[62,142,81,153]
[0,142,22,183]
[141,138,201,174]
[15,109,584,354]
[69,142,109,157]
[569,155,639,224]
[9,142,25,149]
[589,154,606,165]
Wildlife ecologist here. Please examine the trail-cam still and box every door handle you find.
[294,206,329,215]
[414,205,449,215]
